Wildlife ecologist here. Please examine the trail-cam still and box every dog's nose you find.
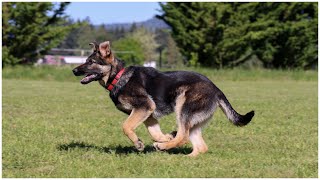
[72,68,78,75]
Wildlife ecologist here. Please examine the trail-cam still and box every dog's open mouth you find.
[81,73,101,84]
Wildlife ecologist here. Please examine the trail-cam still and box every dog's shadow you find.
[57,141,192,155]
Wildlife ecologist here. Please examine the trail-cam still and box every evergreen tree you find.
[76,17,96,49]
[57,19,83,49]
[114,27,126,39]
[165,32,183,67]
[95,24,110,43]
[155,29,183,67]
[2,2,73,66]
[129,22,138,33]
[158,2,318,69]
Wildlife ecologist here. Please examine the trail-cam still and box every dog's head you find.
[72,41,114,84]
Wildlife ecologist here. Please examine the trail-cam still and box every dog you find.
[72,41,254,157]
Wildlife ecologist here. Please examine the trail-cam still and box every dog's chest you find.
[116,102,132,114]
[115,98,174,119]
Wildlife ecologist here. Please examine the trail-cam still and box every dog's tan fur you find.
[72,41,255,157]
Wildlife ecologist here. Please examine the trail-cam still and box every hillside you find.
[102,17,170,32]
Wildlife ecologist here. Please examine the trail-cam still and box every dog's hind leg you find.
[144,117,174,142]
[153,90,190,150]
[153,120,190,151]
[188,124,208,157]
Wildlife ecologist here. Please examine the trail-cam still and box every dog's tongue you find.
[81,74,96,84]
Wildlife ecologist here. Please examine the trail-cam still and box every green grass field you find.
[2,66,318,177]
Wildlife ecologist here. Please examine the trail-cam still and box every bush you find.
[112,37,145,65]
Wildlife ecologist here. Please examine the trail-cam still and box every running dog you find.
[72,41,254,157]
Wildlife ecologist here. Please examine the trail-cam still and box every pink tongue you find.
[81,74,95,82]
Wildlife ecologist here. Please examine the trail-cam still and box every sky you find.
[65,2,162,25]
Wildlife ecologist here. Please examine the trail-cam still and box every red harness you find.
[107,68,125,91]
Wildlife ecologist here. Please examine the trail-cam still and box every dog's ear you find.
[99,41,112,57]
[99,41,114,64]
[89,42,99,52]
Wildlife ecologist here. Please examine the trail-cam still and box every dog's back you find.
[72,41,254,156]
[111,66,253,126]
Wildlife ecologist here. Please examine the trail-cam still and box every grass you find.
[2,65,317,82]
[2,67,318,177]
[2,65,77,82]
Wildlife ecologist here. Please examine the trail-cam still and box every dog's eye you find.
[88,59,96,64]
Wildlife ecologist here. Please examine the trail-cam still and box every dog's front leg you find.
[122,108,153,151]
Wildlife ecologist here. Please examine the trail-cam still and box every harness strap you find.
[107,68,125,91]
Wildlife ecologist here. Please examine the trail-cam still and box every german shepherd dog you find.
[72,41,254,157]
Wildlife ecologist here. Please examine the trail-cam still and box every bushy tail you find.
[217,93,254,127]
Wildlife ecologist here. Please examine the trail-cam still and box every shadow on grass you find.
[57,141,192,155]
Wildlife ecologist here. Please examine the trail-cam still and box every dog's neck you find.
[99,57,126,89]
[99,76,109,88]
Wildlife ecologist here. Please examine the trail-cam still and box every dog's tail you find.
[217,92,254,127]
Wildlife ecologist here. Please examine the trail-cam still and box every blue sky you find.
[65,2,162,25]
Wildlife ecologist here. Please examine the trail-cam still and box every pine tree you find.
[129,23,138,33]
[158,2,318,69]
[76,17,96,49]
[2,2,74,66]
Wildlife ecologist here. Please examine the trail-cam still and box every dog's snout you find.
[72,68,77,74]
[72,68,81,76]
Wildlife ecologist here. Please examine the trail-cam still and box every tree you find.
[165,32,183,67]
[59,18,117,50]
[111,27,159,65]
[74,17,96,49]
[111,26,126,40]
[158,2,318,69]
[158,3,219,66]
[228,2,318,69]
[112,37,144,65]
[155,29,183,67]
[57,19,82,49]
[2,2,74,66]
[129,22,138,33]
[130,27,159,62]
[95,24,116,43]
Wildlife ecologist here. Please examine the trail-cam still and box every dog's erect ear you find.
[99,41,112,57]
[99,41,115,64]
[89,42,99,52]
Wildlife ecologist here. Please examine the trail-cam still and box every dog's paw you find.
[187,152,199,157]
[154,134,173,143]
[153,142,166,151]
[134,139,145,152]
[165,131,177,140]
[153,142,161,151]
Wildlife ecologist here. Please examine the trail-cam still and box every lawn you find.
[2,67,318,177]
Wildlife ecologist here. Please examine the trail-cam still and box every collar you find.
[107,68,125,91]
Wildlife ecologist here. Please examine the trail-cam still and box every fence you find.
[37,48,135,65]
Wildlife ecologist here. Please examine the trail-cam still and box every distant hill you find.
[102,17,170,32]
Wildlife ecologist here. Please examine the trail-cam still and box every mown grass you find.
[2,65,317,82]
[2,65,76,82]
[2,67,318,177]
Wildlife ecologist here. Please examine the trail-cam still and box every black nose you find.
[72,68,79,76]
